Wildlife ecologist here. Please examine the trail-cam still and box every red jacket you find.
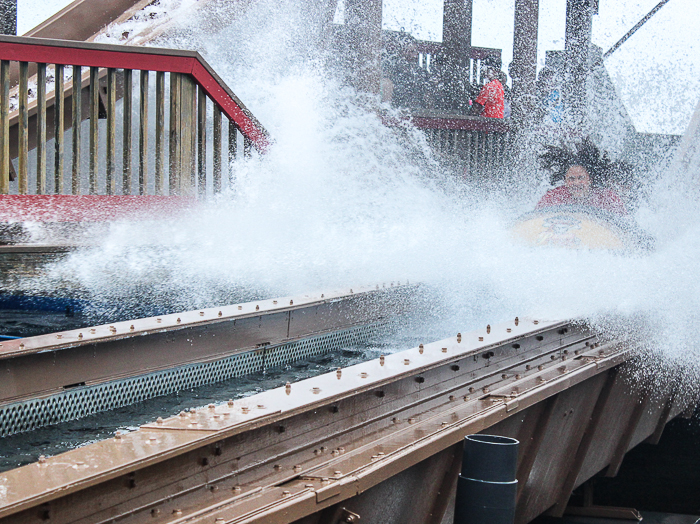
[536,186,627,215]
[475,80,504,119]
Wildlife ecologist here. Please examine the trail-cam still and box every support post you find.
[442,0,473,112]
[564,0,596,126]
[345,0,383,95]
[511,0,539,126]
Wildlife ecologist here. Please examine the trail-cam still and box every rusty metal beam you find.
[0,318,632,524]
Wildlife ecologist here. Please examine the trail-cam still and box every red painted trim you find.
[0,41,193,73]
[0,37,270,152]
[411,116,509,133]
[0,195,195,222]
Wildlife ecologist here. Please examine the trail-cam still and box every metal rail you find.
[0,35,269,196]
[2,316,687,524]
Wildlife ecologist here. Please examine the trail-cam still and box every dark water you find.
[0,309,91,338]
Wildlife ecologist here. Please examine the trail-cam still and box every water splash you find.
[31,0,700,377]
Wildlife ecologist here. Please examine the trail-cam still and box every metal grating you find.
[0,322,386,438]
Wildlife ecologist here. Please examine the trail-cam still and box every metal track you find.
[0,317,640,523]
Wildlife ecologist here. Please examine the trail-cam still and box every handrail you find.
[0,35,269,151]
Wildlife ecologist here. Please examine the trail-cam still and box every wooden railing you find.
[414,40,502,87]
[0,36,269,197]
[411,111,512,178]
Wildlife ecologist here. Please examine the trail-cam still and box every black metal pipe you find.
[454,434,520,524]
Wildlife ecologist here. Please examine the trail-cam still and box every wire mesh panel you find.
[0,321,387,437]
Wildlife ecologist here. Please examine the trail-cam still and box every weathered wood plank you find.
[197,85,206,197]
[18,61,28,194]
[213,105,221,193]
[169,72,181,195]
[228,119,237,186]
[105,68,116,195]
[53,63,64,194]
[155,70,164,195]
[36,63,47,194]
[178,75,196,195]
[122,68,133,195]
[243,135,252,158]
[0,60,8,194]
[71,65,81,195]
[89,66,99,194]
[139,69,148,195]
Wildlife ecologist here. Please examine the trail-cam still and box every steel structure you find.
[0,317,692,523]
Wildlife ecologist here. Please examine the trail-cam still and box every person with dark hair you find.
[470,57,504,118]
[536,138,628,215]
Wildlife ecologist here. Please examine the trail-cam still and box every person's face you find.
[565,165,591,198]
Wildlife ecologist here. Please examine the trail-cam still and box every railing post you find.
[169,72,181,195]
[228,120,238,187]
[243,135,252,158]
[178,74,196,195]
[122,68,133,195]
[71,65,81,194]
[197,85,206,197]
[155,70,164,195]
[89,66,99,194]
[36,63,47,194]
[18,61,28,194]
[53,63,64,194]
[106,67,116,195]
[0,60,9,194]
[213,105,221,193]
[139,69,148,195]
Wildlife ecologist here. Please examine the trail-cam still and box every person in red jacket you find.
[470,59,504,119]
[536,138,628,215]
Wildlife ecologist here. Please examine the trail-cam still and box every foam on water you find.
[36,0,700,375]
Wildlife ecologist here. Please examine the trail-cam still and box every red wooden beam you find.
[0,35,270,152]
[0,194,194,222]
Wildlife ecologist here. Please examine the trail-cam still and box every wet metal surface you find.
[0,316,633,523]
